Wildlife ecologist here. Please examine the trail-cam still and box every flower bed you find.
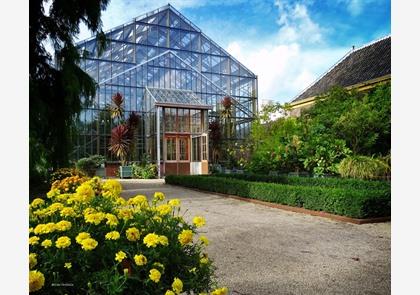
[29,176,227,294]
[165,175,391,219]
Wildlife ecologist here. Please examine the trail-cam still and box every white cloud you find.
[338,0,380,17]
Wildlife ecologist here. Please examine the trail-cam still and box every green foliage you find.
[211,173,390,191]
[30,0,110,188]
[165,175,390,219]
[76,155,105,177]
[248,83,391,176]
[132,163,158,179]
[338,155,390,180]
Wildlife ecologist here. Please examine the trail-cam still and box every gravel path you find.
[120,179,391,295]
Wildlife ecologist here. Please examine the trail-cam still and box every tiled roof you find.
[292,35,391,102]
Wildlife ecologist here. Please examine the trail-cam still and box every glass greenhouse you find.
[75,4,258,176]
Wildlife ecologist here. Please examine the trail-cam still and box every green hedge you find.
[211,173,390,191]
[165,175,390,219]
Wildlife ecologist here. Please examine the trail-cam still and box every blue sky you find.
[76,0,391,104]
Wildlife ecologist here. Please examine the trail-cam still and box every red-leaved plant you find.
[109,124,131,165]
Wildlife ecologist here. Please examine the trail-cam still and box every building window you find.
[179,137,188,161]
[164,108,176,132]
[191,110,201,133]
[202,135,207,160]
[192,136,201,161]
[166,137,176,160]
[178,109,190,132]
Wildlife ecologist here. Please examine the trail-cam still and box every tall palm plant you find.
[220,96,234,138]
[109,123,131,165]
[109,92,124,123]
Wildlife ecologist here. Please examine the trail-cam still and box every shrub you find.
[211,173,390,191]
[165,175,390,219]
[50,168,86,184]
[29,178,226,294]
[76,155,105,177]
[132,163,158,179]
[338,155,390,180]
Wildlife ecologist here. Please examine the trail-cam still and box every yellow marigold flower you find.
[60,207,76,218]
[172,277,183,294]
[55,236,71,249]
[211,287,228,295]
[76,232,91,244]
[115,250,127,263]
[199,235,209,246]
[29,227,34,234]
[29,253,37,269]
[165,290,175,295]
[156,204,172,216]
[199,293,208,295]
[178,230,193,246]
[102,179,122,199]
[41,239,52,248]
[47,188,60,199]
[76,183,95,202]
[105,231,120,240]
[153,215,162,223]
[81,238,98,251]
[31,198,45,208]
[29,270,45,292]
[115,197,126,206]
[200,257,209,265]
[193,216,206,227]
[126,227,141,241]
[134,254,147,266]
[64,262,72,269]
[159,235,169,246]
[105,213,119,227]
[153,192,165,202]
[85,212,106,225]
[143,233,160,248]
[49,203,64,213]
[128,195,148,207]
[117,208,133,221]
[83,207,97,215]
[29,236,40,245]
[55,220,72,231]
[153,262,165,272]
[168,199,181,207]
[149,268,161,283]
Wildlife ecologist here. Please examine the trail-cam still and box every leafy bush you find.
[338,155,390,180]
[76,155,105,177]
[132,163,158,179]
[165,175,390,219]
[29,178,226,294]
[211,173,390,191]
[50,168,86,184]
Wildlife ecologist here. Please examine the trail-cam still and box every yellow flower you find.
[41,239,52,248]
[76,183,95,202]
[29,227,34,234]
[105,231,120,240]
[134,254,147,266]
[193,216,206,227]
[47,188,60,199]
[55,220,72,231]
[117,208,133,221]
[48,202,64,213]
[211,287,228,295]
[178,230,193,246]
[83,207,97,215]
[165,290,175,295]
[200,257,209,265]
[168,199,181,207]
[153,216,162,223]
[30,198,45,208]
[102,179,122,199]
[156,204,172,216]
[55,236,71,249]
[143,233,160,248]
[85,212,106,225]
[172,277,183,294]
[81,238,98,251]
[29,236,40,245]
[199,293,208,295]
[126,227,141,241]
[153,192,165,202]
[199,235,209,246]
[115,251,127,263]
[149,268,161,283]
[29,253,37,269]
[34,222,56,235]
[123,268,129,275]
[76,232,91,244]
[105,213,119,227]
[29,270,45,292]
[60,207,77,218]
[153,262,165,272]
[158,235,169,246]
[64,262,72,269]
[127,195,148,207]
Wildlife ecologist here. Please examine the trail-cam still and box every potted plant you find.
[109,124,132,178]
[75,155,105,177]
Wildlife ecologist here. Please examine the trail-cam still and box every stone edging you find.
[167,184,391,225]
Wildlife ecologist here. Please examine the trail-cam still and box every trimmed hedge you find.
[211,173,390,191]
[165,175,390,219]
